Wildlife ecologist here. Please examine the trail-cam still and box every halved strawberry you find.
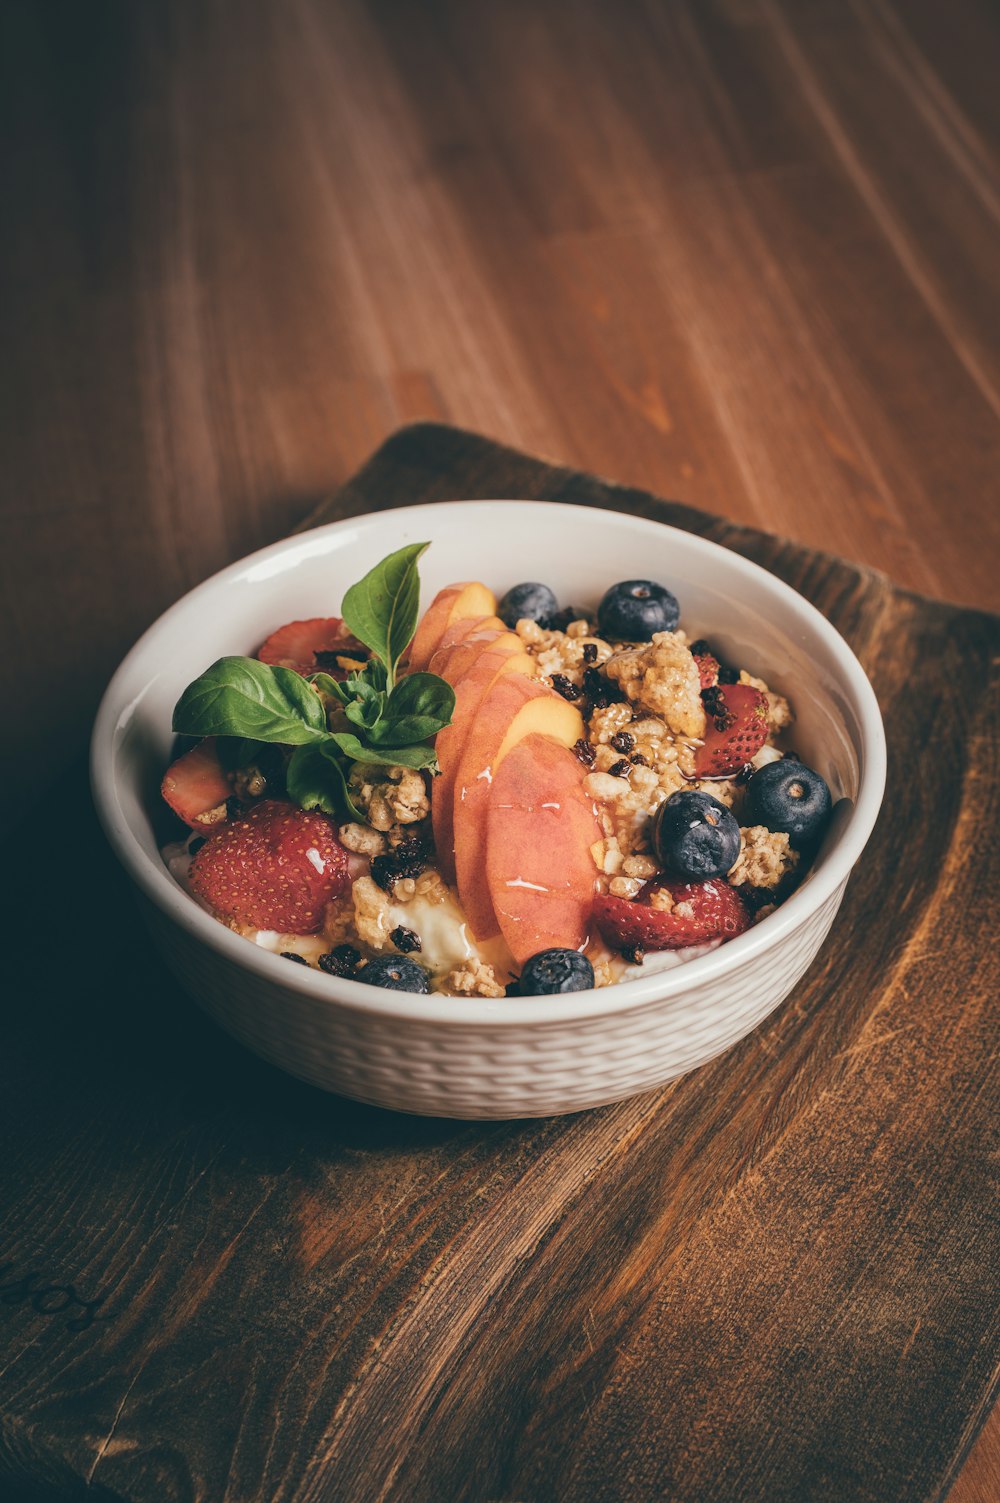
[257,617,367,678]
[694,683,769,777]
[161,738,233,828]
[689,641,720,690]
[188,799,349,934]
[594,879,750,952]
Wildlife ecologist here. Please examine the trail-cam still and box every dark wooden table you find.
[2,3,998,1500]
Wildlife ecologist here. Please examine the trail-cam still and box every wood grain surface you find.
[1,0,998,1497]
[1,425,998,1503]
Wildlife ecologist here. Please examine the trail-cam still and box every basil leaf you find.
[348,657,387,697]
[286,742,363,822]
[329,732,439,772]
[307,671,350,707]
[346,700,383,732]
[340,542,428,684]
[172,658,328,744]
[214,735,263,772]
[368,672,455,747]
[343,676,385,728]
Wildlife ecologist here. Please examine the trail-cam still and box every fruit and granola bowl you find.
[92,501,885,1119]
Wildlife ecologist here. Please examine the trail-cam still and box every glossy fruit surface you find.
[653,789,741,880]
[744,759,832,847]
[518,948,595,995]
[595,879,750,952]
[498,582,559,628]
[357,954,430,993]
[486,734,601,965]
[597,579,680,640]
[189,800,348,934]
[161,737,233,827]
[693,683,769,776]
[257,617,365,677]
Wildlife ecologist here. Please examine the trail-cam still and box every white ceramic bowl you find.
[92,501,886,1119]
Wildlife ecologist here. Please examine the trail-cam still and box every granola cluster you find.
[515,615,792,906]
[348,764,430,843]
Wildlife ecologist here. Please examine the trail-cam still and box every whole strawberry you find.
[189,800,349,934]
[694,683,769,777]
[595,878,750,952]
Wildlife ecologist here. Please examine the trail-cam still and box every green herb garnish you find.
[172,543,454,820]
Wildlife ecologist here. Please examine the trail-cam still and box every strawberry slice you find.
[257,617,367,678]
[161,738,233,828]
[188,799,349,934]
[694,683,769,777]
[595,879,750,952]
[689,641,720,690]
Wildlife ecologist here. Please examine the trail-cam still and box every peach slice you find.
[433,626,523,686]
[408,582,497,672]
[428,616,507,678]
[453,679,584,940]
[432,644,534,882]
[486,735,601,966]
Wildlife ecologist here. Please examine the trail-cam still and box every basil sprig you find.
[171,543,454,820]
[341,542,427,690]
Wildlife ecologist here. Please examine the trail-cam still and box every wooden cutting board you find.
[2,424,997,1503]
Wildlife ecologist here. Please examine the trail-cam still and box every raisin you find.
[280,951,309,965]
[629,752,649,767]
[609,758,632,778]
[583,667,624,710]
[610,730,635,754]
[318,944,362,977]
[371,837,429,893]
[550,673,582,701]
[573,737,596,767]
[582,642,599,665]
[391,925,422,954]
[621,941,646,965]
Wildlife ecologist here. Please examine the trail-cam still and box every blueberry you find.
[498,582,559,628]
[517,948,595,996]
[744,760,832,848]
[356,954,430,993]
[597,579,680,640]
[653,789,741,880]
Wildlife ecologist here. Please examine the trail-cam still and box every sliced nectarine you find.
[428,616,507,678]
[433,627,524,686]
[432,644,534,882]
[486,735,601,965]
[453,679,584,940]
[408,582,497,672]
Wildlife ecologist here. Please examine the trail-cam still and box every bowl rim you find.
[91,499,887,1027]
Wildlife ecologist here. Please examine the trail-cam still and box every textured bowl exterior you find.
[142,886,845,1118]
[93,499,886,1119]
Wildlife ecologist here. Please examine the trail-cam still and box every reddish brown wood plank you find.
[1,425,997,1503]
[1,0,998,1496]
